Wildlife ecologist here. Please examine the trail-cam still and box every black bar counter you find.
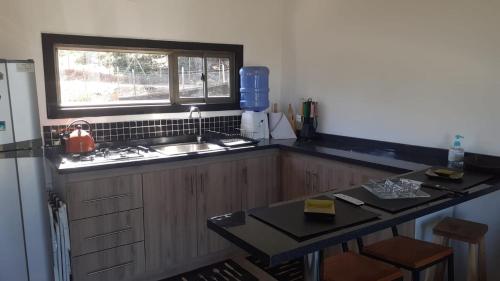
[207,176,499,267]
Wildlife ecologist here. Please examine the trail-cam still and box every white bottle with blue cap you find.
[448,135,465,169]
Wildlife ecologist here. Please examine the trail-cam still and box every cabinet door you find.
[239,153,280,210]
[350,165,395,187]
[142,167,197,273]
[197,161,240,256]
[280,152,309,200]
[309,158,354,193]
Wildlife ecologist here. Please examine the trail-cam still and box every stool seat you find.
[362,236,453,269]
[324,252,403,281]
[433,217,488,243]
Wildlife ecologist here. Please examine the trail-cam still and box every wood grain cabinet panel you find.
[350,165,395,187]
[71,242,145,281]
[70,209,144,257]
[196,160,241,256]
[239,153,280,210]
[280,152,398,201]
[309,157,353,193]
[280,152,309,200]
[281,153,359,200]
[67,174,143,220]
[142,167,197,273]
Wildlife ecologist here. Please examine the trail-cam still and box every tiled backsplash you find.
[43,115,241,146]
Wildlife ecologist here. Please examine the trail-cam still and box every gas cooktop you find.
[60,145,164,168]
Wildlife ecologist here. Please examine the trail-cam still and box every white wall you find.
[0,0,285,125]
[281,0,500,156]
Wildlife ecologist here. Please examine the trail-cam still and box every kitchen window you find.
[42,34,242,118]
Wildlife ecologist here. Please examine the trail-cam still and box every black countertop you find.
[207,178,500,266]
[47,136,438,174]
[47,133,454,174]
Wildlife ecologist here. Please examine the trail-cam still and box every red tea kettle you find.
[63,120,96,154]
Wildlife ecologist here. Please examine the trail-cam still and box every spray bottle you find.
[448,135,465,169]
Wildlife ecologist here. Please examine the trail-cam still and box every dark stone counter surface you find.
[46,134,453,174]
[208,178,500,266]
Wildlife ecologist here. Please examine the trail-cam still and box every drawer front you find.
[70,209,144,256]
[72,242,145,281]
[68,174,143,220]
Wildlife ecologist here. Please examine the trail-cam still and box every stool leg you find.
[467,243,478,281]
[447,254,454,281]
[478,237,487,281]
[429,236,449,281]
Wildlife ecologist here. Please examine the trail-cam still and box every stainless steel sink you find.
[151,142,225,156]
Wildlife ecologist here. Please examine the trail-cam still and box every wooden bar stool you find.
[432,217,488,281]
[323,248,404,281]
[357,227,454,281]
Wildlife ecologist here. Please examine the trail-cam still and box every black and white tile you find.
[43,115,242,146]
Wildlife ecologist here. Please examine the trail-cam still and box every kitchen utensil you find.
[63,120,95,154]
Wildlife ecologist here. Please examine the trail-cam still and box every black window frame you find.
[42,33,243,119]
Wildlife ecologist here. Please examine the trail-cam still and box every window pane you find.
[207,57,231,98]
[178,56,204,98]
[57,48,170,106]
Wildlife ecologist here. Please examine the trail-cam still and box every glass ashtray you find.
[362,178,431,199]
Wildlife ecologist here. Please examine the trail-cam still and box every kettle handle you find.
[66,119,93,134]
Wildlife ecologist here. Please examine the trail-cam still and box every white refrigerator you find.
[0,59,52,281]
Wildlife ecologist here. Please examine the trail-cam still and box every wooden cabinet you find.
[280,152,309,200]
[71,242,145,281]
[196,161,240,256]
[142,167,197,273]
[238,152,280,210]
[350,165,395,187]
[141,151,279,274]
[66,174,143,220]
[52,148,402,281]
[54,173,146,281]
[308,157,354,193]
[280,152,396,201]
[70,209,144,256]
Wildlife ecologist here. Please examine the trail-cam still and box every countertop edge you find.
[47,140,432,175]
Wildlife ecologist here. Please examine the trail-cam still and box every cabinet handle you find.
[190,175,194,195]
[200,174,204,193]
[87,261,134,276]
[305,171,310,190]
[314,173,319,192]
[85,227,132,240]
[243,167,248,185]
[83,193,129,204]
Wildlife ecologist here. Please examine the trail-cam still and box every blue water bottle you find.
[240,67,269,111]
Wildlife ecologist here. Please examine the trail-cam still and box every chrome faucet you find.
[188,106,203,143]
